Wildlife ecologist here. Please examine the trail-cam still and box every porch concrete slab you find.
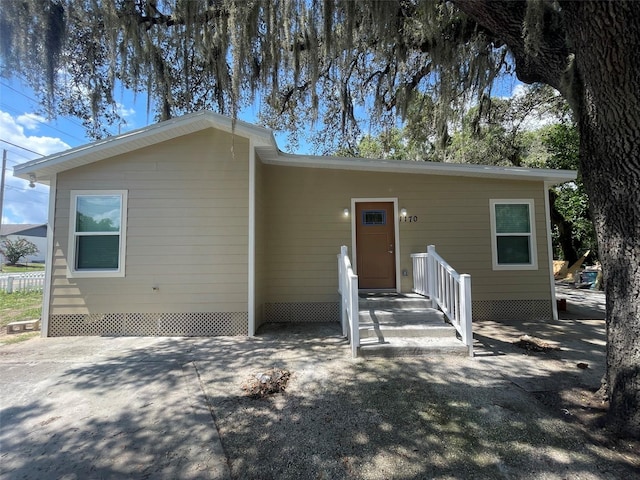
[0,336,230,480]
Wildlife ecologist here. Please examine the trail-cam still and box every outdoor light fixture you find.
[28,174,36,188]
[343,208,350,217]
[400,208,407,217]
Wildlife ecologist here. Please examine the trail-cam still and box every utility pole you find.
[0,149,6,271]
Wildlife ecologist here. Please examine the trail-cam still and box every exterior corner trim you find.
[41,174,57,337]
[248,141,256,336]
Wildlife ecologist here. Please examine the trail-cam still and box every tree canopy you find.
[0,0,508,142]
[2,0,639,438]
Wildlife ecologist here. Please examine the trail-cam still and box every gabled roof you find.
[14,110,576,185]
[13,111,276,185]
[0,224,47,237]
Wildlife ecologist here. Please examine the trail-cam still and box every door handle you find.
[388,244,394,254]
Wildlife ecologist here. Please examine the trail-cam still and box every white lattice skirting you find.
[472,300,552,321]
[264,302,339,323]
[48,312,248,337]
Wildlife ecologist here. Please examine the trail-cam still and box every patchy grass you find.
[0,291,43,328]
[1,263,45,273]
[0,331,39,345]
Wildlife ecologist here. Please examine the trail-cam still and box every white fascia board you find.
[14,111,275,184]
[259,151,577,184]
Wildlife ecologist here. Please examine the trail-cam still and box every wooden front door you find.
[355,201,396,289]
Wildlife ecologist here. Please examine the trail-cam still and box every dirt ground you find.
[2,284,639,479]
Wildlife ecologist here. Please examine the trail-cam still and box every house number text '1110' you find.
[401,216,418,222]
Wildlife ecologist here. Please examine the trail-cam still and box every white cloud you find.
[116,103,136,119]
[0,110,69,224]
[2,180,49,225]
[511,83,528,98]
[0,110,70,156]
[16,113,47,131]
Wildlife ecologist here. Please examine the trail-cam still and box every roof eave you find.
[13,111,275,183]
[256,149,577,184]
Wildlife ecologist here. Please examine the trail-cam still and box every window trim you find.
[489,199,538,271]
[68,190,128,278]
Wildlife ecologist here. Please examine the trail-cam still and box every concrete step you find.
[355,293,467,357]
[358,307,454,338]
[359,294,434,310]
[358,336,469,358]
[358,308,445,325]
[359,322,456,339]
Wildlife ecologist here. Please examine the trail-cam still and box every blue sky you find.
[0,74,526,226]
[0,77,270,226]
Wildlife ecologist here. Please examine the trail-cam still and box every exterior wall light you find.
[343,208,350,217]
[400,208,407,217]
[28,174,36,188]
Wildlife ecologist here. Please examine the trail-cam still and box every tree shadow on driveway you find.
[0,308,638,480]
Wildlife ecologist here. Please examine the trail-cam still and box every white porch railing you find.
[0,271,45,293]
[411,245,473,356]
[338,246,359,358]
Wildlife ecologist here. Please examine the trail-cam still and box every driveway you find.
[0,337,230,479]
[1,285,638,479]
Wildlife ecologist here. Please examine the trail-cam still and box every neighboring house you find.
[13,111,575,338]
[0,224,47,263]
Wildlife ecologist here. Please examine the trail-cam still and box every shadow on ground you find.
[1,284,638,479]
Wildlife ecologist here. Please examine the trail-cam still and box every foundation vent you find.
[472,300,552,321]
[48,312,248,337]
[264,302,339,323]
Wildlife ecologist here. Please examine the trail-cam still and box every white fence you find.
[338,246,359,358]
[0,272,45,293]
[411,245,473,356]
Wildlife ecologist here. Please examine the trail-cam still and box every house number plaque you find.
[401,216,419,223]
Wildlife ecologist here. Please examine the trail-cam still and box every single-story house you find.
[0,224,47,263]
[13,111,575,338]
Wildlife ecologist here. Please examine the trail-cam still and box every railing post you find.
[460,273,473,357]
[426,245,437,309]
[339,246,348,337]
[349,274,359,358]
[7,276,14,294]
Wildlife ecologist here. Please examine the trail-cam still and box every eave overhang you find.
[13,111,276,185]
[14,110,576,186]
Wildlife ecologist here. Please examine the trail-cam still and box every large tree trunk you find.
[455,0,640,438]
[564,2,640,438]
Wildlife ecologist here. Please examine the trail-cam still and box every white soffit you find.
[255,149,577,184]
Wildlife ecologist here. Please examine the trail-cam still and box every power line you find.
[0,79,125,137]
[4,184,49,199]
[1,80,88,131]
[3,156,24,165]
[0,139,45,156]
[0,101,86,143]
[2,149,34,163]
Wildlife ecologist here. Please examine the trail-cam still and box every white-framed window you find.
[489,199,537,270]
[68,190,128,278]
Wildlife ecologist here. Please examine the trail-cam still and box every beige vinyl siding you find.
[262,165,551,304]
[50,129,250,315]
